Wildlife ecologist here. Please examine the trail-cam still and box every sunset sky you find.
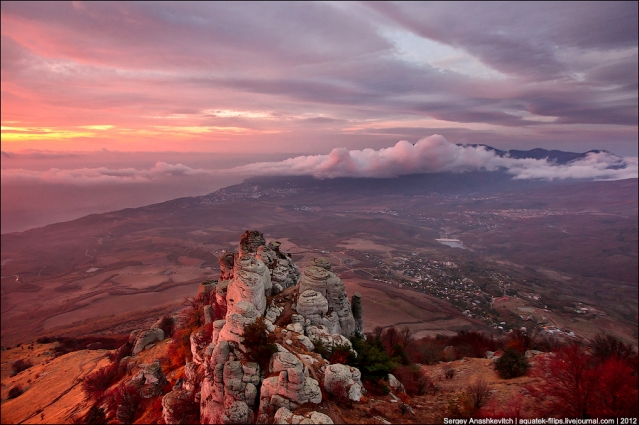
[1,2,637,232]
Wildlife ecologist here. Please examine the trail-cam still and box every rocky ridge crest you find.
[156,230,364,424]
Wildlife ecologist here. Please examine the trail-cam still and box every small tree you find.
[495,348,529,379]
[350,335,393,381]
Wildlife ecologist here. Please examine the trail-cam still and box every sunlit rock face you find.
[217,301,260,348]
[297,258,357,338]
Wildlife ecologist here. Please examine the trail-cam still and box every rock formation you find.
[324,364,363,402]
[274,407,333,424]
[297,258,358,338]
[158,230,364,424]
[130,328,165,355]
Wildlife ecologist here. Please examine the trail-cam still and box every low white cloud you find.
[232,135,638,181]
[0,161,216,185]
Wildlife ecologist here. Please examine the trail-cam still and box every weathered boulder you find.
[274,407,334,424]
[162,389,197,424]
[387,373,405,394]
[443,346,456,361]
[201,350,260,423]
[258,353,322,420]
[135,360,169,398]
[306,326,352,352]
[184,361,202,392]
[310,257,332,271]
[132,328,164,355]
[324,364,363,402]
[222,401,253,424]
[129,329,142,344]
[265,303,284,323]
[299,265,335,297]
[212,320,226,345]
[296,290,328,324]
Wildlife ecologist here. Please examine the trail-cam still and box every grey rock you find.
[324,364,363,402]
[132,328,164,355]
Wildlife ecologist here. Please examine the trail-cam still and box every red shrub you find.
[157,315,175,338]
[393,365,432,396]
[82,362,121,401]
[8,385,24,399]
[11,359,32,374]
[449,331,497,359]
[530,343,638,418]
[114,384,141,424]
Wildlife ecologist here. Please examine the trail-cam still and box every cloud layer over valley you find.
[234,136,638,181]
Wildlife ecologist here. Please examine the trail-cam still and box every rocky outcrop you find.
[131,328,165,355]
[228,255,271,310]
[217,301,259,349]
[239,230,266,256]
[274,407,334,424]
[198,280,217,303]
[297,259,357,338]
[324,364,363,402]
[200,345,261,424]
[131,360,169,398]
[297,290,329,324]
[190,325,212,365]
[257,352,322,421]
[162,389,197,424]
[387,373,405,395]
[171,231,365,424]
[351,292,364,336]
[306,325,352,352]
[222,401,253,424]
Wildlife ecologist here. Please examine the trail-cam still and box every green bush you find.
[495,348,530,379]
[350,335,393,381]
